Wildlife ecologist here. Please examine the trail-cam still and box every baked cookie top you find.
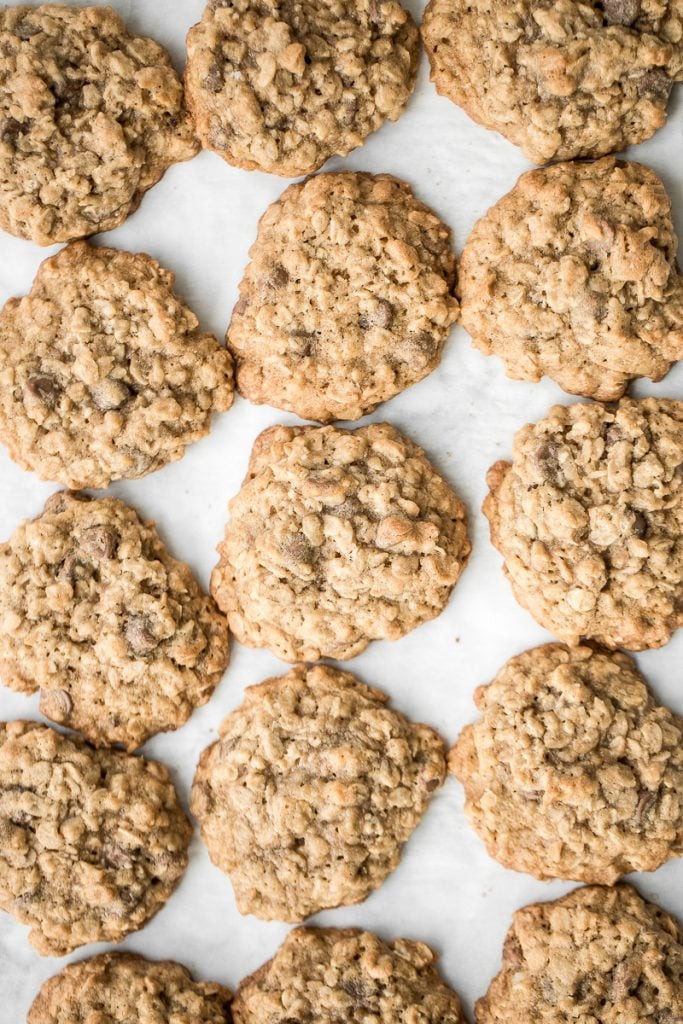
[0,242,234,489]
[0,721,191,956]
[28,953,232,1024]
[0,4,198,245]
[191,664,446,922]
[421,0,683,164]
[459,157,683,400]
[477,884,683,1023]
[450,643,683,884]
[232,926,466,1024]
[484,398,683,651]
[0,490,230,750]
[211,422,470,661]
[185,0,419,176]
[228,172,459,422]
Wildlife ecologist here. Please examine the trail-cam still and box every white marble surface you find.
[1,1,682,1019]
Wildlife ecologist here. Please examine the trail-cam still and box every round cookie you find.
[421,0,683,164]
[228,172,459,422]
[232,926,467,1024]
[459,158,683,400]
[0,720,191,956]
[185,0,419,176]
[477,884,683,1023]
[450,643,683,884]
[211,422,471,661]
[0,242,234,489]
[0,490,230,750]
[0,5,198,245]
[191,664,446,921]
[484,398,683,651]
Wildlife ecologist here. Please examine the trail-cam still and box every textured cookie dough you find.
[228,172,459,422]
[421,0,683,164]
[477,884,683,1023]
[0,242,234,489]
[484,398,683,650]
[232,926,467,1024]
[185,0,419,176]
[0,721,191,956]
[211,422,470,661]
[450,643,683,884]
[191,664,446,921]
[0,490,230,750]
[0,4,198,245]
[459,157,683,400]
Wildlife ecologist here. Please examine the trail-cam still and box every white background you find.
[1,1,682,1019]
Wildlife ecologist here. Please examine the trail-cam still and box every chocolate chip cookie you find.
[211,422,471,661]
[0,490,230,750]
[191,664,446,921]
[0,5,198,245]
[0,242,234,489]
[421,0,683,164]
[450,643,683,884]
[459,158,683,399]
[232,926,467,1024]
[477,884,683,1023]
[0,720,191,956]
[484,398,682,650]
[185,0,419,176]
[228,172,459,422]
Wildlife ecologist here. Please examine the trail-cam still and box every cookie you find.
[484,398,683,650]
[0,242,234,489]
[450,643,683,884]
[421,0,683,164]
[232,926,466,1024]
[459,157,683,400]
[477,884,683,1023]
[191,663,446,921]
[185,0,419,176]
[228,172,459,422]
[0,5,198,245]
[211,422,470,661]
[0,490,230,750]
[0,720,190,956]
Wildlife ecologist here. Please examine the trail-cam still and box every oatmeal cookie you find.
[211,422,470,661]
[185,0,419,176]
[0,720,191,956]
[228,172,459,422]
[191,663,446,921]
[421,0,683,164]
[477,884,683,1023]
[0,242,234,490]
[450,643,683,884]
[0,4,198,245]
[459,158,683,400]
[232,926,466,1024]
[0,490,230,751]
[483,398,683,650]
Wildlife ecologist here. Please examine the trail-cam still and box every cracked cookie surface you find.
[211,422,470,662]
[0,721,191,956]
[477,884,683,1023]
[228,172,459,422]
[421,0,683,164]
[484,398,683,650]
[459,158,683,400]
[185,0,419,176]
[450,643,683,884]
[191,664,446,921]
[0,4,198,245]
[0,490,230,750]
[0,242,234,489]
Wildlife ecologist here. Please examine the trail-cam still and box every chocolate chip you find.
[425,777,441,791]
[637,68,673,100]
[165,113,179,129]
[79,525,118,560]
[266,264,289,289]
[1,117,24,144]
[203,61,224,93]
[40,689,73,723]
[280,533,314,564]
[102,842,133,869]
[124,615,159,656]
[360,299,394,330]
[534,440,560,482]
[603,423,623,446]
[631,511,648,538]
[25,373,60,409]
[233,295,250,316]
[603,0,640,24]
[15,18,41,39]
[44,490,90,515]
[289,329,316,357]
[57,552,85,583]
[340,978,370,1005]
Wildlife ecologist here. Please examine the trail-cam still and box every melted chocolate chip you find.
[124,615,159,656]
[25,373,61,409]
[203,61,224,93]
[266,264,289,289]
[79,525,118,560]
[603,0,640,25]
[637,68,673,100]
